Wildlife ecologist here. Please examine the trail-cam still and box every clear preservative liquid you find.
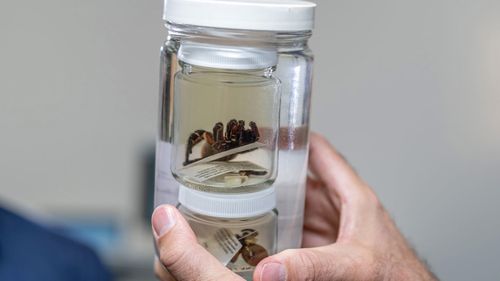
[172,65,280,192]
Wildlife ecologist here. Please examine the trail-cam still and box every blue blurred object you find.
[48,217,120,258]
[0,206,113,281]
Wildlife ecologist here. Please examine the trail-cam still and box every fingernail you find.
[152,206,176,237]
[260,262,286,281]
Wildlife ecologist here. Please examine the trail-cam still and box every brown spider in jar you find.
[183,119,261,166]
[230,228,268,267]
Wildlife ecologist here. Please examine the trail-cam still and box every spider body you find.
[184,119,260,166]
[230,228,268,266]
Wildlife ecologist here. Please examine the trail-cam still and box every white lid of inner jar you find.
[164,0,316,31]
[178,185,276,219]
[178,41,278,70]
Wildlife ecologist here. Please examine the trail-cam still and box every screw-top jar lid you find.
[178,185,276,218]
[178,41,278,70]
[164,0,316,31]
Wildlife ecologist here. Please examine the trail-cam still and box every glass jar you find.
[273,31,314,251]
[178,185,277,280]
[171,42,280,193]
[155,0,316,251]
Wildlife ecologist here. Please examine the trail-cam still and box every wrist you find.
[388,259,438,281]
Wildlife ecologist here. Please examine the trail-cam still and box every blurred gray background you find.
[1,0,499,280]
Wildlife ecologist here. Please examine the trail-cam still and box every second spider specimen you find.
[230,228,268,266]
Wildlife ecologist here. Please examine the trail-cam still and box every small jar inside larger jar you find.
[178,205,278,281]
[171,42,280,193]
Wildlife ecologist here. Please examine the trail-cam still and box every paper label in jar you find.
[183,142,266,167]
[197,228,242,266]
[180,161,267,183]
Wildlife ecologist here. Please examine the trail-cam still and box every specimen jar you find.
[155,0,316,251]
[171,41,280,193]
[177,185,277,280]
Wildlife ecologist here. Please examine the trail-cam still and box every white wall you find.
[0,0,161,217]
[310,1,500,280]
[0,0,499,280]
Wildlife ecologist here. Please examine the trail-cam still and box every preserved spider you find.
[184,119,260,166]
[230,228,268,266]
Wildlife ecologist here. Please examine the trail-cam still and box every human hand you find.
[252,133,438,281]
[152,133,438,281]
[152,204,242,281]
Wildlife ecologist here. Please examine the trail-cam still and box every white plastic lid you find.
[164,0,316,31]
[178,41,278,69]
[178,185,276,218]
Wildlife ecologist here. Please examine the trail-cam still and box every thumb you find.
[254,245,371,281]
[152,205,242,281]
